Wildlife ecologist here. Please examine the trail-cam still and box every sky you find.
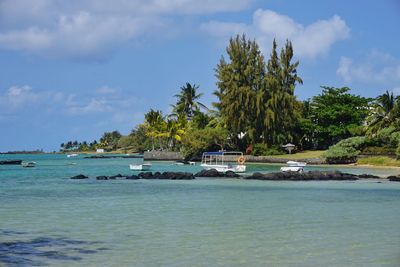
[0,0,399,152]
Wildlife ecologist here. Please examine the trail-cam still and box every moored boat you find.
[280,161,306,173]
[129,163,152,171]
[200,151,246,173]
[22,161,36,168]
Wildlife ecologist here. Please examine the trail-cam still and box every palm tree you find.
[144,109,165,150]
[162,117,186,149]
[366,90,399,135]
[172,83,208,119]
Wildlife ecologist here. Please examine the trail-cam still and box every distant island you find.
[0,149,45,155]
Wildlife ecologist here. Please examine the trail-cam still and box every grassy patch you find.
[268,150,325,159]
[357,156,400,167]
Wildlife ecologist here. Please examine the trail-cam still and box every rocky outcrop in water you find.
[387,175,400,182]
[70,174,88,179]
[138,172,195,180]
[244,171,359,181]
[0,160,22,165]
[194,169,240,178]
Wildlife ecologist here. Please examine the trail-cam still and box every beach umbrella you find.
[282,143,296,154]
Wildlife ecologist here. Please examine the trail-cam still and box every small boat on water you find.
[67,153,78,158]
[200,151,246,173]
[22,161,36,168]
[129,163,152,171]
[174,160,196,166]
[280,161,307,173]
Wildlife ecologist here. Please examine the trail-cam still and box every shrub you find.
[374,126,400,147]
[323,136,368,164]
[397,143,400,160]
[251,143,284,156]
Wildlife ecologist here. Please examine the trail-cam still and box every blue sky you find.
[0,0,399,152]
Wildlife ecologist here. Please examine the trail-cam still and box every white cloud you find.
[201,9,350,59]
[0,85,39,110]
[337,51,400,85]
[0,0,252,59]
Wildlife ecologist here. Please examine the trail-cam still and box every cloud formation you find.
[337,50,400,88]
[0,85,143,126]
[0,0,252,59]
[201,9,350,59]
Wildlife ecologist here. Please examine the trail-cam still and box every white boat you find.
[286,161,307,167]
[200,151,246,173]
[22,161,36,168]
[280,161,306,173]
[129,163,152,171]
[67,153,78,158]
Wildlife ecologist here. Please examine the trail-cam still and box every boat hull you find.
[200,164,246,173]
[129,163,151,171]
[280,166,304,173]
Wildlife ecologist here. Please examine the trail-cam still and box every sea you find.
[1,154,399,266]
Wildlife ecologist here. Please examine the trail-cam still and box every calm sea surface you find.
[1,154,399,266]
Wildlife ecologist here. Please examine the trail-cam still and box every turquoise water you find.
[1,154,400,266]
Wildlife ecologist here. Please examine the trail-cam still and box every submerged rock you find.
[96,176,108,180]
[70,174,88,179]
[245,171,359,181]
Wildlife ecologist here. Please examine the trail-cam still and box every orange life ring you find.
[237,156,246,165]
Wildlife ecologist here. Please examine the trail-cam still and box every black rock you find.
[245,171,358,181]
[0,160,22,165]
[109,174,124,179]
[70,174,88,179]
[195,169,222,177]
[138,172,154,179]
[158,172,195,180]
[387,175,400,182]
[96,176,108,180]
[126,175,139,180]
[224,171,240,178]
[358,174,380,179]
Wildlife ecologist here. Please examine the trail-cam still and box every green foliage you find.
[309,87,371,149]
[172,83,207,119]
[214,35,302,147]
[181,126,230,159]
[251,143,283,156]
[323,136,369,164]
[397,143,400,160]
[99,131,122,150]
[372,126,400,147]
[366,90,400,135]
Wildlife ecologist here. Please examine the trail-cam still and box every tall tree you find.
[310,86,371,149]
[215,34,266,147]
[257,39,302,145]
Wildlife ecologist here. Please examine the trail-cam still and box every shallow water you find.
[1,154,400,266]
